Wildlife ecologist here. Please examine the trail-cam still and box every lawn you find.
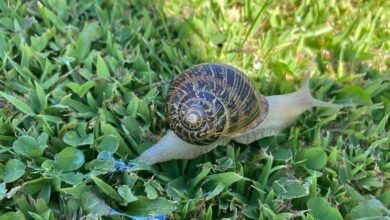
[0,0,389,219]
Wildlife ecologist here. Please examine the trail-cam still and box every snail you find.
[137,63,340,165]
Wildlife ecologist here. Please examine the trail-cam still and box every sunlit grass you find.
[0,0,388,219]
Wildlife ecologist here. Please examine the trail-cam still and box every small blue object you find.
[152,214,168,220]
[110,208,168,220]
[129,214,168,220]
[113,160,134,172]
[109,209,121,215]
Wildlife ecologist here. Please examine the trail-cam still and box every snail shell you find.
[166,63,269,145]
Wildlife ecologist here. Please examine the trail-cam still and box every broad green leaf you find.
[4,159,25,183]
[0,212,26,220]
[166,176,189,199]
[74,22,98,62]
[272,148,293,161]
[22,178,50,195]
[121,116,142,144]
[358,175,383,190]
[5,56,38,81]
[378,191,390,207]
[205,183,225,200]
[92,176,122,202]
[137,100,150,123]
[97,135,119,153]
[125,196,174,216]
[118,185,138,203]
[38,133,49,149]
[33,81,47,113]
[67,81,96,97]
[210,33,225,45]
[29,86,42,114]
[127,96,139,117]
[143,87,159,105]
[61,95,95,116]
[214,157,234,172]
[21,44,32,68]
[346,198,389,220]
[0,91,35,116]
[191,162,212,188]
[81,191,111,216]
[144,182,158,199]
[375,114,389,135]
[203,172,243,199]
[60,172,84,185]
[54,147,85,172]
[337,85,373,105]
[86,92,98,109]
[308,197,342,220]
[41,115,63,124]
[39,5,65,30]
[101,124,132,155]
[63,128,94,147]
[272,178,309,199]
[296,147,328,170]
[0,31,7,58]
[203,172,243,189]
[276,213,294,220]
[13,135,44,157]
[31,32,50,52]
[78,81,96,97]
[96,54,110,78]
[258,156,272,187]
[61,184,92,198]
[67,82,81,94]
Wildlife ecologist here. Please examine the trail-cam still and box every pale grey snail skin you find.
[233,75,339,144]
[137,64,340,165]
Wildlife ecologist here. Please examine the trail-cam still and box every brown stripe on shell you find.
[167,63,268,145]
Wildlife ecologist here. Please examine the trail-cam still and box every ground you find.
[0,0,389,219]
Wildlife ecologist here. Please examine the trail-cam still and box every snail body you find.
[138,63,340,165]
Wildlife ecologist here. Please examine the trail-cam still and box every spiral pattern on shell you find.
[167,63,268,145]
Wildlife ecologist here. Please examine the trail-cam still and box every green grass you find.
[0,0,389,219]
